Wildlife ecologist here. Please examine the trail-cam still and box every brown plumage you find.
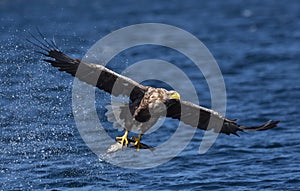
[29,36,280,148]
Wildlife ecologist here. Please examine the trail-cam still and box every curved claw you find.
[116,130,129,149]
[133,136,142,151]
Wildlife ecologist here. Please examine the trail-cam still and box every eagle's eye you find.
[170,92,180,100]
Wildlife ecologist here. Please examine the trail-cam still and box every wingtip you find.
[259,120,280,131]
[245,120,280,131]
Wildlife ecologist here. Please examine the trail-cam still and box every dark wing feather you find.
[166,100,280,136]
[42,49,147,101]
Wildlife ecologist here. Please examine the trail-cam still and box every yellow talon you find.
[133,135,142,151]
[115,130,129,149]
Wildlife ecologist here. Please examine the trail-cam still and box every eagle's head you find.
[168,90,181,101]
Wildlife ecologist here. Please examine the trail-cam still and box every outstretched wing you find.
[29,36,147,101]
[166,100,280,136]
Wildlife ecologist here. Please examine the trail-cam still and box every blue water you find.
[1,0,300,190]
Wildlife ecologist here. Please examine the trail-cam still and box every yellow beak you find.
[171,92,181,100]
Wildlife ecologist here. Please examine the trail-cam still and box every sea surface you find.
[1,0,300,190]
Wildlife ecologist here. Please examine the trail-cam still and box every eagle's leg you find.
[133,133,143,151]
[115,130,129,148]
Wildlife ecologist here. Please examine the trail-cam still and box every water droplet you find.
[242,9,252,17]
